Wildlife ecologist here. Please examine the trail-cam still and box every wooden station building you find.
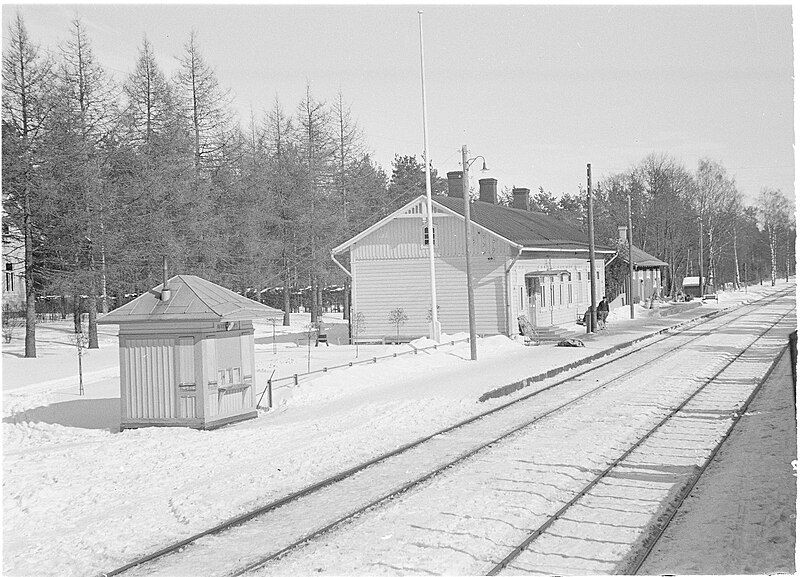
[99,274,282,430]
[331,175,615,341]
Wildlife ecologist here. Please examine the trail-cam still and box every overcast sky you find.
[3,4,794,203]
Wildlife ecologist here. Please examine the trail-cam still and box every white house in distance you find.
[331,175,614,341]
[2,222,25,309]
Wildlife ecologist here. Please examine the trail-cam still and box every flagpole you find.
[418,10,440,341]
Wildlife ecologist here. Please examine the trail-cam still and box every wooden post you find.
[627,194,635,319]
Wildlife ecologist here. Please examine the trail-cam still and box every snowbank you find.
[2,279,793,576]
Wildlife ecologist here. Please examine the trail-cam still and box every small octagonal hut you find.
[99,275,283,430]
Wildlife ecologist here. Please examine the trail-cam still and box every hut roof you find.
[98,275,283,324]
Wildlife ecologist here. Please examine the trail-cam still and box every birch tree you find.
[756,188,791,286]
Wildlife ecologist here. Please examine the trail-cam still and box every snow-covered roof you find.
[98,275,283,324]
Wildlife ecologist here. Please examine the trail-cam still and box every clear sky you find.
[3,4,794,203]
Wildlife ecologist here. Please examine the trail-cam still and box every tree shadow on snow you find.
[4,398,120,432]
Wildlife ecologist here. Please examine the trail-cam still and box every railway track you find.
[486,304,795,575]
[102,289,794,577]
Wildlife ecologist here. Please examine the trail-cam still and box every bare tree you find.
[296,84,334,325]
[2,12,54,357]
[693,158,739,288]
[756,188,791,286]
[174,30,232,172]
[55,18,118,348]
[123,37,174,148]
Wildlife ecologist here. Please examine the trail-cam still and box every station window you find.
[423,226,436,246]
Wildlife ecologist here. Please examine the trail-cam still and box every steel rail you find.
[623,342,792,574]
[484,303,795,576]
[101,288,792,577]
[224,294,795,577]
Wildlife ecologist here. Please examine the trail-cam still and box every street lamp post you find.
[461,145,487,361]
[587,164,598,333]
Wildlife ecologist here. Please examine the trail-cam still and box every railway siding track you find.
[103,290,793,577]
[488,306,795,575]
[239,298,794,577]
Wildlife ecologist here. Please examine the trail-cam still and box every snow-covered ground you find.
[1,280,794,576]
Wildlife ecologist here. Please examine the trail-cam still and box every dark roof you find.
[98,275,283,324]
[614,243,668,268]
[434,196,615,252]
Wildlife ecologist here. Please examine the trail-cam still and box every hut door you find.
[176,337,197,419]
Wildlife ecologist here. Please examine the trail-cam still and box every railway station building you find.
[331,175,615,341]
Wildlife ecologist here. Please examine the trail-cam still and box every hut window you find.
[423,226,436,245]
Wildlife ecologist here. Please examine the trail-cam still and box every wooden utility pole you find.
[587,164,597,333]
[627,194,635,319]
[462,145,477,361]
[698,217,705,297]
[732,229,741,289]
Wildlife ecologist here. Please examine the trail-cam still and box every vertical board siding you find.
[207,391,218,418]
[240,332,253,378]
[123,338,175,420]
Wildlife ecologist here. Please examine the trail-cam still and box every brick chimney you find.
[478,178,497,204]
[447,171,463,198]
[512,187,530,210]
